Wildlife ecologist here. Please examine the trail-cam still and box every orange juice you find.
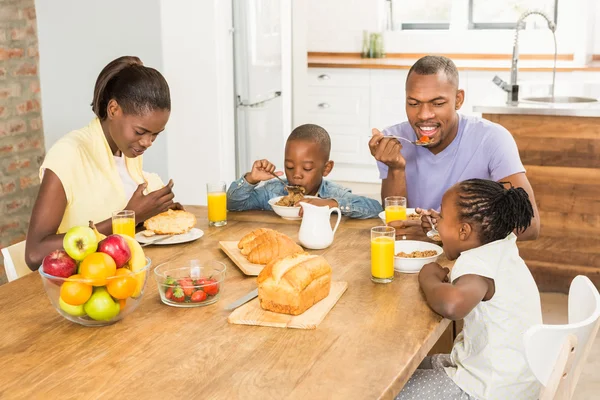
[112,217,136,237]
[385,205,407,224]
[207,192,227,224]
[371,236,395,279]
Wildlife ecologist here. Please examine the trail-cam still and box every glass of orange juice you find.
[371,226,395,283]
[385,196,407,224]
[207,182,227,227]
[112,210,136,237]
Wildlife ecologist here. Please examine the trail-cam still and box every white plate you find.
[378,208,418,224]
[135,228,204,246]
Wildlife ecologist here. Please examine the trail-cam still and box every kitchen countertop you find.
[474,101,600,117]
[308,53,600,72]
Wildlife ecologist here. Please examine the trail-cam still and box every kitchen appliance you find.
[233,0,292,176]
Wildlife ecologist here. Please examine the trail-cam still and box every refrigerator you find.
[233,0,292,176]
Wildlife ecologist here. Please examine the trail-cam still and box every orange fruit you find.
[79,252,117,286]
[118,299,127,309]
[60,274,92,305]
[106,268,137,299]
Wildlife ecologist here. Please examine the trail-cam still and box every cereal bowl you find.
[154,260,226,307]
[268,195,319,220]
[394,240,443,273]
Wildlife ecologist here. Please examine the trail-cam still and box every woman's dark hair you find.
[91,56,171,120]
[455,179,534,244]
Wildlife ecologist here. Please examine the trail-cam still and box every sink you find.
[520,96,598,104]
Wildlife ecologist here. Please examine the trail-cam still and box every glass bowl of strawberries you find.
[153,260,226,307]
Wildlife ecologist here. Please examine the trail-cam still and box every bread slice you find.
[258,253,332,315]
[143,210,196,235]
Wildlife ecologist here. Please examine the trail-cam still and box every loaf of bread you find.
[238,228,303,265]
[257,253,332,315]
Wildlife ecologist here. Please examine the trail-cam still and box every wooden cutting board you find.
[227,281,348,329]
[219,241,265,276]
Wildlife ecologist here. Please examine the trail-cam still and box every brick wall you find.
[0,0,45,285]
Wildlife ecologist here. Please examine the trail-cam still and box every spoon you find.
[271,172,304,193]
[369,135,432,147]
[425,215,441,242]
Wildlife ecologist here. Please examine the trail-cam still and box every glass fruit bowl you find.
[154,260,226,307]
[38,257,151,327]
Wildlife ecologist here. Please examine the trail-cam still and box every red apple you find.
[98,235,131,268]
[42,250,77,278]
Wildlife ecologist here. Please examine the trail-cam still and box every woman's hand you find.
[416,208,440,235]
[125,180,176,223]
[245,159,282,185]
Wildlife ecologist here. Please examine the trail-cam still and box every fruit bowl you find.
[39,257,151,327]
[154,260,226,307]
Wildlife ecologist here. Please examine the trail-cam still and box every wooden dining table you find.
[0,206,452,399]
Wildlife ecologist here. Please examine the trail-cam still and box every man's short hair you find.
[407,55,459,87]
[287,124,331,159]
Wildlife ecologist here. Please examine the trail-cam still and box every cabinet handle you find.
[318,103,330,109]
[318,74,330,80]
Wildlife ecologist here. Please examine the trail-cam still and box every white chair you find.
[1,240,31,282]
[524,275,600,400]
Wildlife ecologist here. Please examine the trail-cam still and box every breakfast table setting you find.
[0,199,453,399]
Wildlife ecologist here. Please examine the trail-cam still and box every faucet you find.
[493,10,557,105]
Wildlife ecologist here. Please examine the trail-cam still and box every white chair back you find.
[524,276,600,400]
[1,240,30,282]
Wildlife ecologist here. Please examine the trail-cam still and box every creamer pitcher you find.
[298,202,341,250]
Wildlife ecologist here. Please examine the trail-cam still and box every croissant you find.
[247,234,303,265]
[240,230,280,256]
[238,228,274,250]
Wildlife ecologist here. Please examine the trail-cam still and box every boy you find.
[227,124,382,219]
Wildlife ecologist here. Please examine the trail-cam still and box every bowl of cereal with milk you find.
[394,240,443,273]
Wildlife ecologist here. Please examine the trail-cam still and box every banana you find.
[117,234,148,298]
[89,221,107,242]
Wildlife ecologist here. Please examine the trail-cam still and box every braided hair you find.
[455,179,534,244]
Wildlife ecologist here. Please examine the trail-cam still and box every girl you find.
[26,56,180,269]
[397,179,542,400]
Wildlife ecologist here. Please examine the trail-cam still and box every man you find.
[368,55,539,240]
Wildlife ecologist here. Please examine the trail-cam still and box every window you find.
[394,0,453,30]
[469,0,558,29]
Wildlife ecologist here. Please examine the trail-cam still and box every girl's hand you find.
[245,159,282,185]
[416,208,440,235]
[419,262,450,285]
[125,180,176,223]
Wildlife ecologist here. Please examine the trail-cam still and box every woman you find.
[26,56,179,269]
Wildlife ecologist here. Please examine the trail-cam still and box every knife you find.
[224,288,258,311]
[140,235,172,247]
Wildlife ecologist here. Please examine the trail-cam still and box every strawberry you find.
[203,279,219,296]
[164,276,177,286]
[165,287,174,300]
[191,290,207,303]
[172,286,186,302]
[179,278,195,297]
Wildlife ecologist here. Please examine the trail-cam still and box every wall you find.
[0,0,45,284]
[160,0,236,206]
[306,0,598,61]
[35,0,168,181]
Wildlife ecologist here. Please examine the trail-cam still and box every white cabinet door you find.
[369,69,408,129]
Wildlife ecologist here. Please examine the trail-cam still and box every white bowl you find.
[394,240,443,274]
[268,195,319,220]
[378,208,418,224]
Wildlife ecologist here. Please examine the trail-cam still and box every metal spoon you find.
[425,215,441,242]
[370,135,432,147]
[270,172,304,193]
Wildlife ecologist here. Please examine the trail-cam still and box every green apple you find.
[63,226,98,261]
[59,297,86,317]
[83,287,120,321]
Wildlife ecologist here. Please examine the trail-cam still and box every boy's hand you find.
[245,159,283,185]
[298,198,338,217]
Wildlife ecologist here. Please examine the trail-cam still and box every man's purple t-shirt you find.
[377,114,525,210]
